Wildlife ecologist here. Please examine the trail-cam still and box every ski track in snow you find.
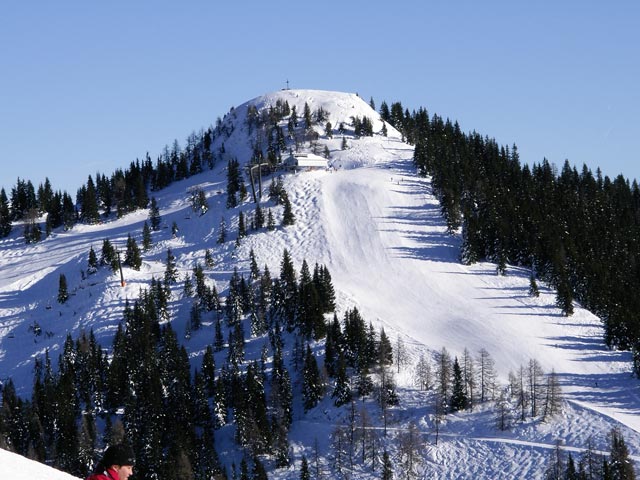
[2,89,640,478]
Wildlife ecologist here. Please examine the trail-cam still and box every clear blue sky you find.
[1,1,639,195]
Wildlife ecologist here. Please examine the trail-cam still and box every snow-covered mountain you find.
[1,89,639,478]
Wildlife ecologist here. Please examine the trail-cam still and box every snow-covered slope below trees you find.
[1,89,639,478]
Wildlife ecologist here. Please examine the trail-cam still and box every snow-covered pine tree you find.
[124,234,142,270]
[302,344,322,412]
[332,355,352,407]
[57,273,69,303]
[450,357,469,412]
[148,196,161,231]
[87,246,99,274]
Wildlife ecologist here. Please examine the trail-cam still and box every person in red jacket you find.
[86,443,135,480]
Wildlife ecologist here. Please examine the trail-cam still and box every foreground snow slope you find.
[0,448,80,479]
[1,89,639,478]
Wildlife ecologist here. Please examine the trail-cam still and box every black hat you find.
[102,443,135,467]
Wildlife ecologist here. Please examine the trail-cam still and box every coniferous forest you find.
[1,95,639,479]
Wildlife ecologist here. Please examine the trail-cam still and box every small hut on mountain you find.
[284,152,328,171]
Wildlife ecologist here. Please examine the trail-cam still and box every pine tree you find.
[271,338,293,429]
[302,345,322,411]
[217,217,227,243]
[565,453,578,480]
[303,102,312,131]
[277,248,298,329]
[252,456,268,480]
[249,248,260,280]
[190,302,202,331]
[148,197,161,230]
[124,234,142,270]
[180,274,193,299]
[379,101,390,122]
[332,355,352,407]
[450,357,469,412]
[254,203,264,229]
[58,273,69,303]
[356,366,374,401]
[0,188,12,237]
[300,455,310,480]
[62,192,76,230]
[267,208,276,231]
[226,158,241,208]
[609,427,636,479]
[81,175,101,224]
[378,328,393,366]
[436,347,452,412]
[142,221,152,251]
[556,272,574,316]
[214,317,224,352]
[529,273,540,297]
[196,188,209,215]
[204,248,214,268]
[382,449,393,480]
[87,246,99,274]
[238,211,246,239]
[281,192,295,226]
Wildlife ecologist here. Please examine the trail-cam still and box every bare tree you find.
[478,348,497,402]
[544,440,565,480]
[432,392,446,446]
[398,421,423,479]
[435,347,453,412]
[462,348,476,410]
[331,425,348,475]
[357,406,374,465]
[396,335,408,373]
[527,358,545,418]
[347,401,358,468]
[376,365,398,436]
[415,354,432,391]
[578,436,604,479]
[313,437,324,479]
[495,389,512,431]
[513,365,529,422]
[542,369,563,420]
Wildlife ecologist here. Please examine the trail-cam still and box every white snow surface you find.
[0,447,79,479]
[1,89,640,478]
